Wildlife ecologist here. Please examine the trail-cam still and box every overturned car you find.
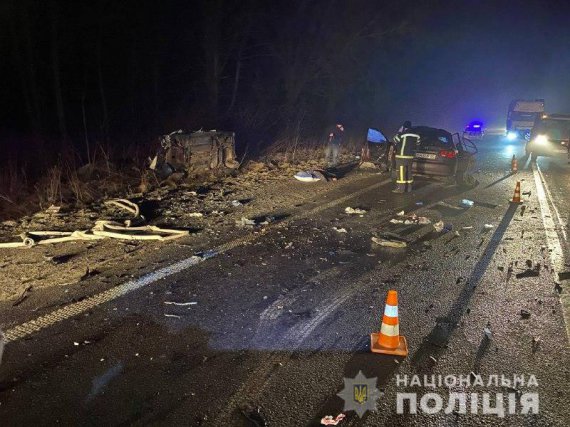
[150,130,239,178]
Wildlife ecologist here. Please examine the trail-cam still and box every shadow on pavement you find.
[483,172,515,189]
[473,335,491,373]
[409,202,519,372]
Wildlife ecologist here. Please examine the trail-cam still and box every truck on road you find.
[506,99,545,140]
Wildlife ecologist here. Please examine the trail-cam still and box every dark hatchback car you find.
[388,126,477,185]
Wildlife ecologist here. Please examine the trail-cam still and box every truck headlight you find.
[507,131,517,141]
[534,135,548,145]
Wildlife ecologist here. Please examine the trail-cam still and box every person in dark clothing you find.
[325,123,344,167]
[385,121,412,172]
[392,131,420,193]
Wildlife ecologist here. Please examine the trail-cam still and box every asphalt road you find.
[1,135,570,426]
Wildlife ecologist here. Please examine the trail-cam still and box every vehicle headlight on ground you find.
[507,131,517,141]
[534,134,548,145]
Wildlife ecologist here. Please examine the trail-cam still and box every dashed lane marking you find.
[4,177,393,344]
[533,163,570,340]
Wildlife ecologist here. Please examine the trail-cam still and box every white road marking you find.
[3,177,393,344]
[532,163,570,339]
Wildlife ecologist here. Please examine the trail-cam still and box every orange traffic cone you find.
[511,181,521,203]
[370,290,408,356]
[511,155,518,173]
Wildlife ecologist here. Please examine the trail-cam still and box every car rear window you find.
[418,133,452,148]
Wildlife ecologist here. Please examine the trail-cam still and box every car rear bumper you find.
[412,159,455,177]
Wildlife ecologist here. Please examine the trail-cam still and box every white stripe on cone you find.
[384,304,398,318]
[380,323,399,337]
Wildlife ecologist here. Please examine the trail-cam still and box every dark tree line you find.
[0,0,429,176]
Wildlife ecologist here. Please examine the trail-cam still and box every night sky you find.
[1,0,569,167]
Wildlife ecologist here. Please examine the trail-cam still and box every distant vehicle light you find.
[473,124,481,128]
[534,134,548,145]
[507,131,518,141]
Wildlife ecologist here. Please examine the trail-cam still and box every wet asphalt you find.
[0,135,569,426]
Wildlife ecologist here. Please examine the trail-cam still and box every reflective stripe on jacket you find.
[394,133,420,159]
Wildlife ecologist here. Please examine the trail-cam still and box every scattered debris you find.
[12,285,32,306]
[390,213,431,225]
[164,314,182,319]
[516,269,540,279]
[522,190,531,196]
[558,272,570,281]
[433,221,452,233]
[372,236,407,248]
[295,170,323,182]
[345,207,367,215]
[236,217,256,227]
[415,201,424,206]
[462,226,474,230]
[555,283,563,294]
[333,227,348,233]
[460,199,474,208]
[321,413,346,425]
[483,325,493,340]
[231,200,243,207]
[104,199,143,225]
[532,337,541,353]
[0,200,189,248]
[294,169,335,182]
[483,224,494,230]
[91,221,189,241]
[520,309,531,319]
[164,301,197,306]
[188,212,204,218]
[358,161,376,169]
[45,205,61,215]
[259,216,275,226]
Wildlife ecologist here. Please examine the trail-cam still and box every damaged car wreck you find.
[150,129,239,179]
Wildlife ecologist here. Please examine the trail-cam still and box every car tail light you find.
[439,149,457,159]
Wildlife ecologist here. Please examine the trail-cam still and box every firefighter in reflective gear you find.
[392,133,420,193]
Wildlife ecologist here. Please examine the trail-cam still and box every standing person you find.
[386,121,412,172]
[392,131,420,193]
[325,123,344,168]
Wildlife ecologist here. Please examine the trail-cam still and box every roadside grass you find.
[0,132,366,221]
